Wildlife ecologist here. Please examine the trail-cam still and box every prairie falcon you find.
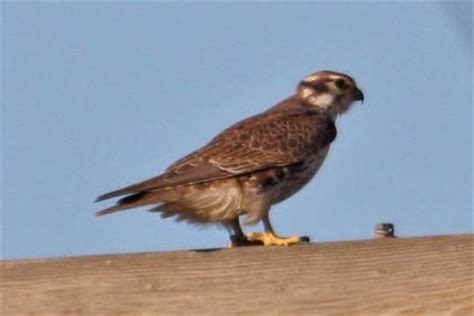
[95,70,364,247]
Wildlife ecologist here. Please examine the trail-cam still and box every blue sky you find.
[3,2,472,259]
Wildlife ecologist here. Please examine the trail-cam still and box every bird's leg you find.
[246,215,310,246]
[227,218,263,248]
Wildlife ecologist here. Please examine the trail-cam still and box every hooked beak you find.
[352,87,364,103]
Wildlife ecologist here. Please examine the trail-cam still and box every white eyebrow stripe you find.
[304,73,346,83]
[328,74,343,80]
[303,74,320,82]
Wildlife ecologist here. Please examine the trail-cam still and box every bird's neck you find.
[267,96,338,122]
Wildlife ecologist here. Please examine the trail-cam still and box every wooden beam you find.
[2,235,473,315]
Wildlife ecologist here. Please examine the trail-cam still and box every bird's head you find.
[295,70,364,118]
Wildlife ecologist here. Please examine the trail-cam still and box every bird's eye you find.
[335,79,347,90]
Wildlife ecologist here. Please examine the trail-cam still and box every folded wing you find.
[95,108,336,209]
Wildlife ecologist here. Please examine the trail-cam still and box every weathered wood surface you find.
[1,234,473,315]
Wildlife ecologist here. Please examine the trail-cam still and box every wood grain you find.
[1,235,473,315]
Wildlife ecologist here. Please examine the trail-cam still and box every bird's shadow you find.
[191,247,223,253]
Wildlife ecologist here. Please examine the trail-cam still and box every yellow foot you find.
[246,232,310,246]
[227,235,264,248]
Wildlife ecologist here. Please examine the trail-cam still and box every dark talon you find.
[300,236,310,243]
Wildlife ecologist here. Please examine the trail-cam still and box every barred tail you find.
[95,191,160,217]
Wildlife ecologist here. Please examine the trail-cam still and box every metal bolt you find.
[374,223,396,238]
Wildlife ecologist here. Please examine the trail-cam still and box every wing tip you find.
[94,196,104,203]
[94,191,120,203]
